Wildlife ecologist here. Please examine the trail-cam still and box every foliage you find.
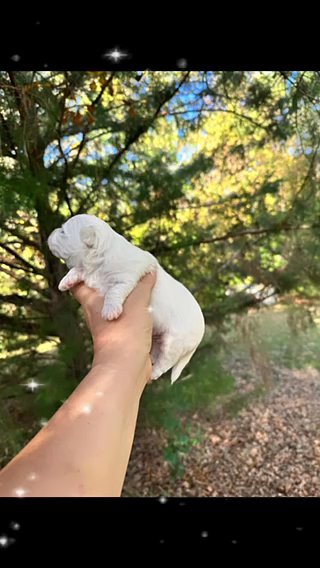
[1,70,320,469]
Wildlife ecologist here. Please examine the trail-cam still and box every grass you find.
[138,352,235,477]
[2,303,320,477]
[225,305,320,371]
[0,408,31,469]
[220,384,268,417]
[139,353,235,430]
[137,303,320,477]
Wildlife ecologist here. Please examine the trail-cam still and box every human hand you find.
[70,272,157,386]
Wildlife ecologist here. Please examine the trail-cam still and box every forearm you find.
[0,347,146,497]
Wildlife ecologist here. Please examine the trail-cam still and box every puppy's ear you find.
[80,225,97,248]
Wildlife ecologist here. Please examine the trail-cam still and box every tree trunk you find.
[7,72,92,383]
[48,289,92,382]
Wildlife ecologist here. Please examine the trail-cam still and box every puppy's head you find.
[47,214,112,268]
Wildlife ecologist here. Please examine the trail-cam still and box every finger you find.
[70,282,95,305]
[125,271,157,310]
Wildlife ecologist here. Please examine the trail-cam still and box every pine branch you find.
[71,73,116,173]
[0,258,36,273]
[56,99,73,216]
[0,313,41,335]
[76,72,191,214]
[0,293,49,314]
[166,107,271,131]
[0,243,44,276]
[150,223,320,255]
[3,225,41,251]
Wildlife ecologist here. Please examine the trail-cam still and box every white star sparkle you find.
[177,58,187,69]
[11,54,21,62]
[103,47,129,63]
[14,487,27,497]
[10,522,20,531]
[81,404,92,414]
[201,531,208,538]
[159,496,167,504]
[23,379,43,392]
[0,535,9,548]
[27,473,37,481]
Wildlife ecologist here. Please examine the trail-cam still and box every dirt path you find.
[123,364,320,496]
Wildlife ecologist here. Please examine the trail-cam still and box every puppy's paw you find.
[101,302,123,321]
[59,275,80,291]
[151,368,161,381]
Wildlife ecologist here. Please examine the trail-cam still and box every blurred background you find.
[1,70,320,496]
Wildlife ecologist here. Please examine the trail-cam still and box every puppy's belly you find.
[149,267,205,344]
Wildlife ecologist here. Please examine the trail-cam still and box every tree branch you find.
[76,72,191,214]
[0,243,44,276]
[3,225,41,251]
[151,223,320,255]
[0,313,42,335]
[69,75,115,173]
[0,293,49,314]
[165,107,271,131]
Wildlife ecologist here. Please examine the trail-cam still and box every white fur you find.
[47,214,205,383]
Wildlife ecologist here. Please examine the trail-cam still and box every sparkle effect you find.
[159,496,167,504]
[0,535,10,548]
[11,54,21,62]
[23,379,43,392]
[0,522,20,549]
[81,404,92,414]
[104,47,129,63]
[177,58,188,69]
[10,522,20,531]
[27,473,37,481]
[201,531,209,538]
[14,487,27,497]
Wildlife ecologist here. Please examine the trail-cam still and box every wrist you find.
[91,345,150,397]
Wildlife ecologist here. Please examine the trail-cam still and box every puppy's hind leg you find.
[151,332,180,381]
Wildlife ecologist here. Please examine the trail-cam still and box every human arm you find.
[0,272,156,497]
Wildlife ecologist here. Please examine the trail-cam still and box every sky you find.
[43,74,207,171]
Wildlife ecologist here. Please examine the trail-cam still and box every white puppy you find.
[47,214,205,383]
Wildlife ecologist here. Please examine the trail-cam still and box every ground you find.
[123,359,320,496]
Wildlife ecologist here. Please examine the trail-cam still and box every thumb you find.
[69,282,95,306]
[125,271,157,310]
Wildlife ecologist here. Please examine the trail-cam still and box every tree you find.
[0,70,320,423]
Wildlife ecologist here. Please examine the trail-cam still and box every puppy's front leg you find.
[101,281,135,321]
[58,267,84,292]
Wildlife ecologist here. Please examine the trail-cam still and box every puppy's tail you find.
[170,348,197,385]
